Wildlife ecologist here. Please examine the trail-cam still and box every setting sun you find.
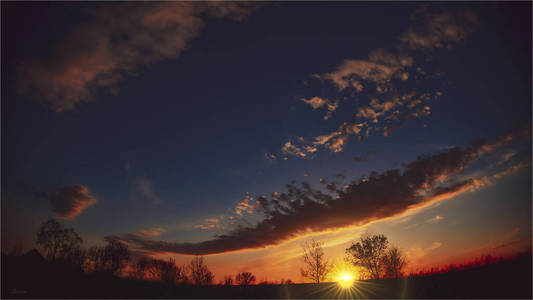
[336,272,355,288]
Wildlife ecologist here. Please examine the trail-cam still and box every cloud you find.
[321,48,413,92]
[283,6,479,157]
[193,217,233,231]
[19,2,256,112]
[500,150,517,164]
[234,194,256,216]
[135,227,166,238]
[281,140,309,158]
[135,177,161,204]
[37,184,96,219]
[300,96,339,120]
[264,153,277,163]
[407,241,443,263]
[491,227,523,251]
[110,128,529,255]
[300,96,328,109]
[426,215,444,223]
[491,161,529,180]
[399,6,479,50]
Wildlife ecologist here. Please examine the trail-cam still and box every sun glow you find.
[336,271,355,288]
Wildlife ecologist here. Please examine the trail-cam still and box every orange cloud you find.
[235,195,256,216]
[37,184,96,220]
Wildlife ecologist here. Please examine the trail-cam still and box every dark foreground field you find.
[2,251,531,299]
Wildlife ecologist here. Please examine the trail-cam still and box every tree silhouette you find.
[131,256,150,279]
[187,256,214,285]
[147,258,185,285]
[36,218,82,262]
[87,245,107,273]
[63,246,87,271]
[223,275,233,286]
[104,240,130,276]
[345,234,389,279]
[236,272,256,286]
[300,239,331,283]
[382,246,407,278]
[86,239,130,275]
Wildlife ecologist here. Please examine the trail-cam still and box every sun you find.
[336,271,355,288]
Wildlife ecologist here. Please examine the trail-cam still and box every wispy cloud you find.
[194,218,225,231]
[135,227,166,238]
[426,215,444,223]
[19,2,257,112]
[500,150,517,164]
[407,241,443,264]
[37,184,96,220]
[135,177,161,204]
[109,127,530,255]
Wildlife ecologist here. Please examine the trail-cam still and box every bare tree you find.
[36,218,82,262]
[381,246,407,278]
[223,275,233,286]
[300,239,331,283]
[87,245,107,273]
[104,240,130,275]
[345,234,389,279]
[63,247,87,271]
[236,272,256,286]
[86,240,130,275]
[147,258,185,284]
[131,256,150,279]
[188,256,214,285]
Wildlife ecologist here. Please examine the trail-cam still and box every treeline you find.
[407,252,532,277]
[27,219,290,286]
[15,219,411,285]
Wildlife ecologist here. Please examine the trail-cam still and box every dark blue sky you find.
[1,2,531,279]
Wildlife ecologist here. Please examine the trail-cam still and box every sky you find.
[1,2,531,283]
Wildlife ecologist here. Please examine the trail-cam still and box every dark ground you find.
[2,251,531,299]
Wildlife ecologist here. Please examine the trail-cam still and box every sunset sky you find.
[2,2,531,283]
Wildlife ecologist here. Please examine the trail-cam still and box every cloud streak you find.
[110,127,530,255]
[19,2,256,112]
[135,227,166,238]
[37,184,96,220]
